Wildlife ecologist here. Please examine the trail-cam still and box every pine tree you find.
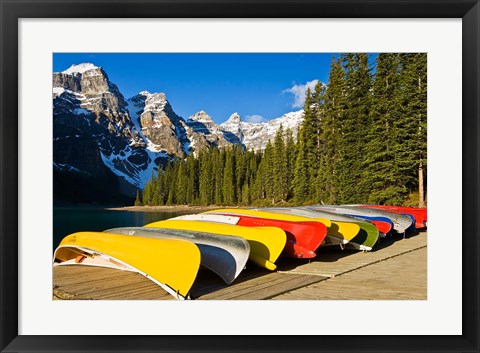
[223,147,236,205]
[321,57,345,203]
[142,179,150,206]
[214,148,224,205]
[234,145,246,204]
[293,129,309,204]
[263,141,275,204]
[363,53,407,204]
[285,128,297,201]
[337,53,372,203]
[273,125,288,203]
[156,168,165,206]
[241,183,250,205]
[245,149,258,204]
[186,153,198,204]
[301,88,319,201]
[166,160,177,205]
[397,53,427,206]
[252,156,266,202]
[199,150,213,205]
[142,172,157,205]
[176,160,187,204]
[312,82,327,203]
[134,189,142,206]
[163,162,173,205]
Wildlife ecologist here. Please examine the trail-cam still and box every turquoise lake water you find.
[53,207,197,251]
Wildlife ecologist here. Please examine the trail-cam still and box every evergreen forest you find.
[137,53,427,207]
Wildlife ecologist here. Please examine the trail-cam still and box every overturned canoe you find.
[104,227,250,284]
[261,207,359,245]
[331,214,394,235]
[204,208,332,228]
[144,220,286,271]
[358,205,427,230]
[172,213,326,259]
[53,232,201,300]
[265,207,378,251]
[308,205,413,234]
[359,205,427,221]
[243,208,361,247]
[204,208,338,258]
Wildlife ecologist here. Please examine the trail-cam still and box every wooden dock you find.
[53,232,427,300]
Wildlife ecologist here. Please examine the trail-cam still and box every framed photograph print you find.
[1,0,479,352]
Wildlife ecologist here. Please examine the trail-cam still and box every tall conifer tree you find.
[214,148,224,205]
[273,125,288,203]
[293,127,309,204]
[364,53,407,204]
[321,57,346,203]
[223,147,236,205]
[285,128,296,201]
[337,53,372,203]
[397,53,427,206]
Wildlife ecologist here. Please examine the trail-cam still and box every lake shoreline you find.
[105,205,228,213]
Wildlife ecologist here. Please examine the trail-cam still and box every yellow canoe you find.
[204,208,359,244]
[144,220,286,271]
[324,221,360,242]
[53,232,201,299]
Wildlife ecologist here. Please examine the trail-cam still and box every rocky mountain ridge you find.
[53,63,303,204]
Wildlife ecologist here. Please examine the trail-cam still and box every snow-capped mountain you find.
[185,111,233,155]
[53,63,304,204]
[220,111,304,151]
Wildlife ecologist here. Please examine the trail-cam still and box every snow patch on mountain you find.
[63,63,99,75]
[126,94,161,152]
[99,146,167,188]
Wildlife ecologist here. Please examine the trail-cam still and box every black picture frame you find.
[1,1,478,352]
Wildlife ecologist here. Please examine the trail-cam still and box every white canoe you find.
[307,205,413,233]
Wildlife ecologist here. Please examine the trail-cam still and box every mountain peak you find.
[226,112,242,124]
[134,91,167,104]
[189,111,214,123]
[62,63,99,75]
[145,92,167,103]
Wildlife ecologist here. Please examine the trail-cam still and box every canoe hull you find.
[53,232,201,299]
[145,220,286,271]
[104,227,250,284]
[171,213,319,258]
[308,205,413,233]
[359,206,427,229]
[263,207,378,251]
[213,213,327,258]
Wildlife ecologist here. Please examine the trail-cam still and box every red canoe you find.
[359,206,427,229]
[369,220,393,235]
[213,213,328,259]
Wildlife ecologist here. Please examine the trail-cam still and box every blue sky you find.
[54,53,349,124]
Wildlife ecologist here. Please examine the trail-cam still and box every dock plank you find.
[53,266,173,300]
[275,232,427,278]
[197,272,328,300]
[272,247,427,300]
[53,266,131,286]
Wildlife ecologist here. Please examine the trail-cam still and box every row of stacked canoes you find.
[53,205,427,300]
